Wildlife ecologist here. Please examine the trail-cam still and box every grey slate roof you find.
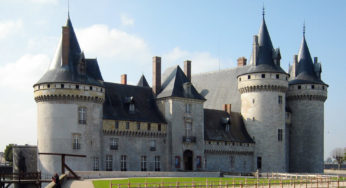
[244,18,286,75]
[35,17,103,87]
[137,75,150,87]
[103,82,166,123]
[157,66,205,100]
[289,36,325,85]
[204,109,254,143]
[192,66,250,112]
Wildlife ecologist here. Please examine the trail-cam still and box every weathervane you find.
[303,21,306,36]
[262,6,265,18]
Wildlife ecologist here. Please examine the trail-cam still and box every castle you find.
[33,14,328,176]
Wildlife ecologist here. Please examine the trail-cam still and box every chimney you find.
[62,26,70,65]
[314,57,318,64]
[237,57,247,67]
[252,35,258,65]
[223,104,231,114]
[121,74,127,85]
[152,56,161,95]
[291,54,298,78]
[184,60,191,82]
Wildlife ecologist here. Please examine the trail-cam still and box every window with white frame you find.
[155,156,160,171]
[121,155,127,171]
[129,103,135,113]
[78,107,87,124]
[185,103,192,114]
[185,123,192,137]
[110,138,118,150]
[141,156,147,171]
[106,155,112,171]
[225,124,230,132]
[278,95,283,104]
[93,157,99,171]
[72,134,81,150]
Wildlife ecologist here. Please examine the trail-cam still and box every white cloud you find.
[120,14,134,27]
[76,24,150,62]
[0,54,50,91]
[163,47,221,74]
[0,19,23,39]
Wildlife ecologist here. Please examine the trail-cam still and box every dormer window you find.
[225,124,230,132]
[183,82,192,96]
[125,96,135,113]
[222,117,231,132]
[185,103,192,114]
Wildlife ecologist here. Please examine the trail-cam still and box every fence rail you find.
[110,178,346,188]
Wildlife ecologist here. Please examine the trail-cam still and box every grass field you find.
[93,177,346,188]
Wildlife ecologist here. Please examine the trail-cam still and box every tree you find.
[332,147,346,170]
[4,144,14,165]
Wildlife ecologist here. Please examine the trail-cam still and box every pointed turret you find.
[246,15,286,74]
[35,17,103,86]
[289,32,325,85]
[137,75,149,87]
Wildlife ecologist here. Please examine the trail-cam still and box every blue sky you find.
[0,0,345,159]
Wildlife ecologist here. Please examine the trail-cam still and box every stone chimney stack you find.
[184,60,191,82]
[152,56,161,95]
[62,26,70,65]
[291,54,298,78]
[237,57,247,67]
[121,74,127,85]
[252,35,259,65]
[223,104,232,114]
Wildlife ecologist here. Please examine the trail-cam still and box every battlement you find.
[238,72,288,94]
[33,82,105,103]
[287,83,327,101]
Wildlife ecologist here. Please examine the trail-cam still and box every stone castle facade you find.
[33,15,327,176]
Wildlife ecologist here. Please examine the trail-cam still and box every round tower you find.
[237,16,289,172]
[33,17,105,177]
[287,32,327,173]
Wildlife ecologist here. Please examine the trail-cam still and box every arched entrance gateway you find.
[183,150,193,171]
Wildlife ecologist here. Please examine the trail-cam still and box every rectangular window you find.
[141,156,147,171]
[278,96,283,104]
[147,123,151,131]
[185,103,192,114]
[126,122,130,130]
[78,107,87,124]
[129,103,135,113]
[196,156,202,169]
[158,124,161,131]
[137,122,140,130]
[72,134,81,150]
[106,155,112,171]
[185,123,192,137]
[257,157,262,169]
[278,129,283,141]
[150,140,156,151]
[110,138,118,150]
[261,74,265,78]
[230,156,235,168]
[121,155,127,171]
[276,74,280,79]
[93,157,99,171]
[155,156,160,171]
[115,121,119,129]
[175,156,181,168]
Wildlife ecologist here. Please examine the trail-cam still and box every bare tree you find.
[332,147,345,170]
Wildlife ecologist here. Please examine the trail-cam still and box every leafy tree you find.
[332,147,345,170]
[4,144,14,165]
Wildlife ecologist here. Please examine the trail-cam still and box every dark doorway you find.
[183,150,193,171]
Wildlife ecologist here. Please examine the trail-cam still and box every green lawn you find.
[93,177,345,188]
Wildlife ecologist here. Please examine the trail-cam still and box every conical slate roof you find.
[289,35,325,85]
[245,17,286,75]
[157,66,205,100]
[137,75,149,87]
[35,17,103,86]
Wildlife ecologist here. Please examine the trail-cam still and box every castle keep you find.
[33,15,327,176]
